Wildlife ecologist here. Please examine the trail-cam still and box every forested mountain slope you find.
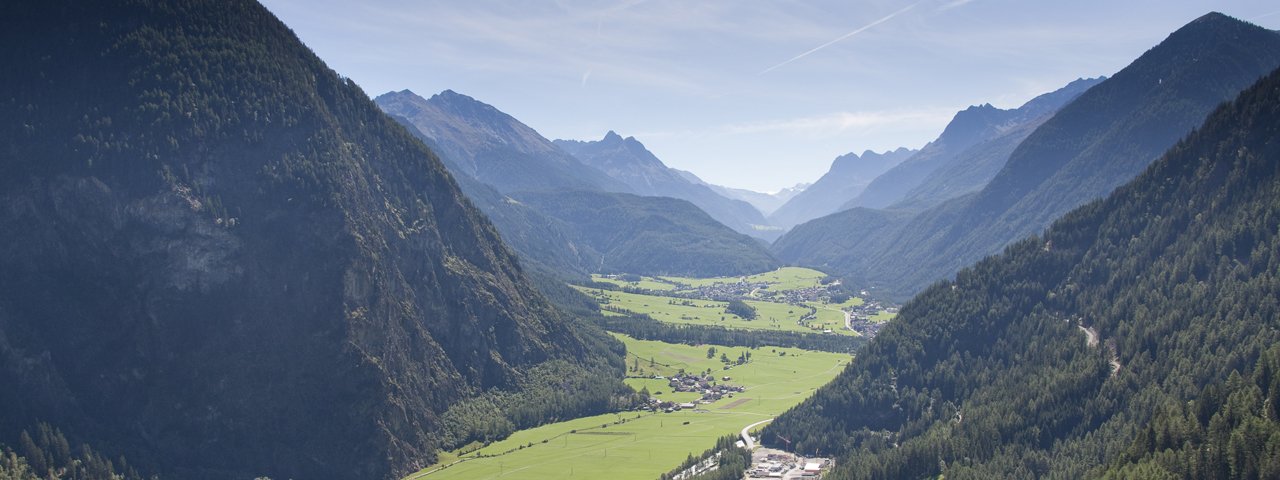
[765,63,1280,479]
[777,13,1280,300]
[514,191,780,277]
[0,1,624,478]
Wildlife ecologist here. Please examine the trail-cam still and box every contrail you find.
[1253,9,1280,21]
[759,1,920,75]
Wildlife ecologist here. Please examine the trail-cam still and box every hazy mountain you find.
[553,132,769,237]
[766,61,1280,479]
[376,89,630,194]
[513,191,780,277]
[386,114,777,278]
[0,1,625,478]
[843,77,1102,211]
[768,147,915,229]
[889,76,1105,211]
[677,170,808,216]
[776,13,1280,300]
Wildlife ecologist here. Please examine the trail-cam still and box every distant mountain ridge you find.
[843,76,1103,211]
[553,132,770,237]
[886,76,1105,211]
[383,95,778,278]
[775,13,1280,299]
[767,147,916,229]
[376,89,630,194]
[677,171,808,217]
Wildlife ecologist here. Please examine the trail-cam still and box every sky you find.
[260,0,1280,193]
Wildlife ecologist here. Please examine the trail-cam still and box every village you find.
[844,297,897,339]
[642,371,748,412]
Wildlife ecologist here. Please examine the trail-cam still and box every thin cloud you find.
[759,2,921,75]
[938,0,975,11]
[1254,9,1280,20]
[636,108,956,140]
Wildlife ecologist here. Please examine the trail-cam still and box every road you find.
[741,418,773,449]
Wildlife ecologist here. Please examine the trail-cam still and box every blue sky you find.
[261,0,1280,192]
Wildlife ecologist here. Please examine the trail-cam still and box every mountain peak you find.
[1164,12,1261,45]
[602,130,624,143]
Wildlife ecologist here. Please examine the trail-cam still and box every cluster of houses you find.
[758,285,833,305]
[639,372,747,412]
[845,299,898,339]
[683,281,770,302]
[667,372,746,402]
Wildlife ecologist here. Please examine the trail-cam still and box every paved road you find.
[741,418,774,449]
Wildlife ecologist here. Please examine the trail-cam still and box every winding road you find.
[741,418,773,449]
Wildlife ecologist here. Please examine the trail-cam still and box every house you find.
[803,462,822,474]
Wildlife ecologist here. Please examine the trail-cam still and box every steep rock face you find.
[554,132,769,238]
[389,115,601,279]
[767,147,915,229]
[766,62,1280,479]
[376,89,630,194]
[0,1,611,478]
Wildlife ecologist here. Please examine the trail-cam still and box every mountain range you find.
[376,89,630,194]
[766,54,1280,479]
[706,181,809,216]
[379,91,779,278]
[5,2,1280,479]
[766,148,916,229]
[774,13,1280,300]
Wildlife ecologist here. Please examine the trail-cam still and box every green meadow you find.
[410,335,849,480]
[591,267,831,295]
[657,266,829,292]
[589,274,678,291]
[574,288,857,336]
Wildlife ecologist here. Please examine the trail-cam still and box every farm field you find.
[658,266,829,292]
[593,267,833,295]
[409,335,848,480]
[589,274,678,291]
[574,288,857,336]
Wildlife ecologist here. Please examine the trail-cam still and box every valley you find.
[580,267,890,337]
[409,335,847,480]
[5,3,1280,480]
[406,267,878,479]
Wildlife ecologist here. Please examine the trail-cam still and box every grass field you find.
[575,288,857,336]
[409,335,849,480]
[871,310,897,322]
[657,266,828,293]
[589,274,678,291]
